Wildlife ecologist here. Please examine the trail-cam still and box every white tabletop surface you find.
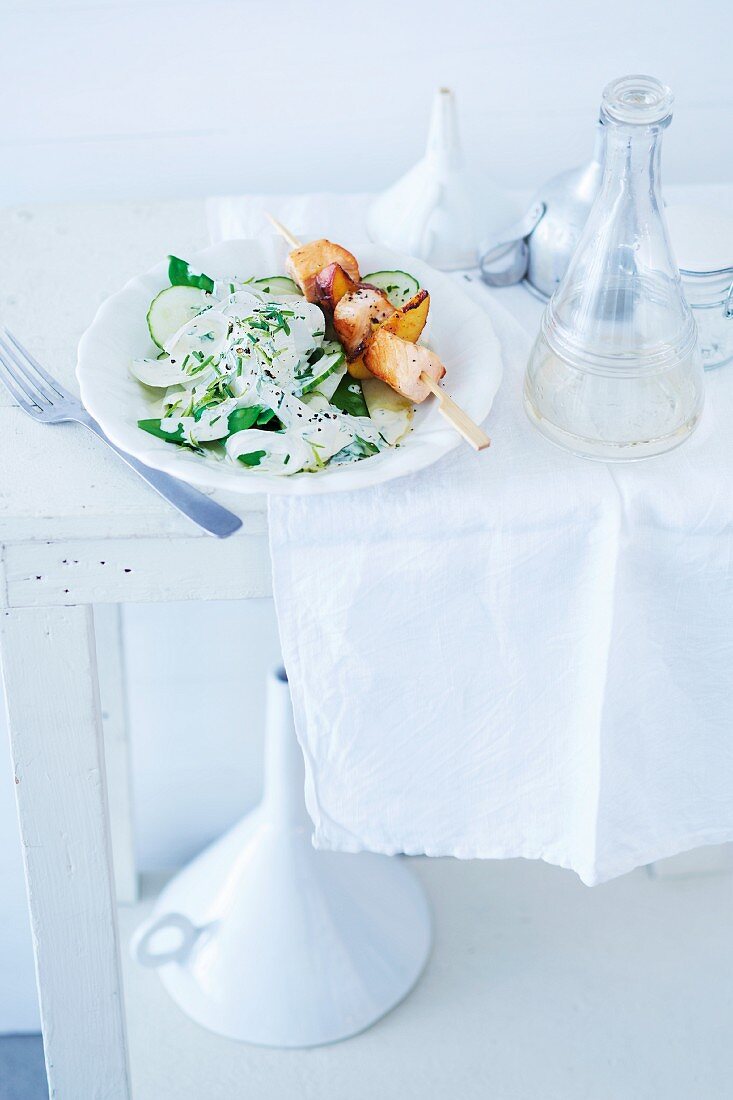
[0,199,267,545]
[2,185,731,546]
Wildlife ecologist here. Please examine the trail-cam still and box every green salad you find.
[132,256,413,475]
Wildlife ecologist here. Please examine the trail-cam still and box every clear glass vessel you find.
[524,75,705,461]
[667,203,733,369]
[682,266,733,368]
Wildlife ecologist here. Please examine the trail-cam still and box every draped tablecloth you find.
[209,191,733,885]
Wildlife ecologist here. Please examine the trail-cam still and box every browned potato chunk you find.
[333,286,396,361]
[285,240,360,302]
[364,329,445,403]
[380,289,430,343]
[314,262,359,313]
[347,355,373,379]
[347,289,429,378]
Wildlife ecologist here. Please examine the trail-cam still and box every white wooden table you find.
[2,193,730,1097]
[0,200,272,1098]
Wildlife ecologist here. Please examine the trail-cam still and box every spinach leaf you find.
[227,405,281,435]
[227,406,261,434]
[168,255,215,294]
[237,450,267,467]
[354,435,379,456]
[256,407,279,428]
[331,435,379,464]
[138,418,186,445]
[330,374,370,419]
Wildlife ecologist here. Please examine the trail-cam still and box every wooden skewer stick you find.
[267,213,491,453]
[420,373,491,451]
[265,212,302,249]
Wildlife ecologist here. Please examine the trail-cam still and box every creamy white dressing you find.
[134,272,413,473]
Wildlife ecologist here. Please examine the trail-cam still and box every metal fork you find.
[0,328,242,538]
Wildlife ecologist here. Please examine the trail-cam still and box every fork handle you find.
[81,418,242,538]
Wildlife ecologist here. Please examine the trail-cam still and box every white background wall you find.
[2,0,732,1033]
[2,0,733,208]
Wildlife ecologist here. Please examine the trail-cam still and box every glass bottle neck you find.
[598,118,667,203]
[544,106,695,368]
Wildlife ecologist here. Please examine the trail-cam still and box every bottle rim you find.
[601,74,674,126]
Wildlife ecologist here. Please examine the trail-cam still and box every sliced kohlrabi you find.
[276,299,327,348]
[362,377,414,445]
[163,310,230,362]
[147,286,213,349]
[226,428,312,474]
[131,355,214,389]
[217,289,267,319]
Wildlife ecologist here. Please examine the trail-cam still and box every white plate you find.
[77,238,502,495]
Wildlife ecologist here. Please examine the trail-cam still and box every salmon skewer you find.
[314,262,397,372]
[364,329,445,402]
[333,286,396,361]
[265,214,490,451]
[286,240,361,303]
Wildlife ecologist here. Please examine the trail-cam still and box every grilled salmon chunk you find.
[364,328,445,403]
[285,240,361,302]
[333,286,396,360]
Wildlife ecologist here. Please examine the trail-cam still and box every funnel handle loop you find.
[131,911,201,968]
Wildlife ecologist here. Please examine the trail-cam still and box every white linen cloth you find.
[208,191,733,885]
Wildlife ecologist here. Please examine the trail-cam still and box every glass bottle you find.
[524,75,704,461]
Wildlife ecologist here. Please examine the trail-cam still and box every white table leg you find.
[94,604,139,905]
[0,604,131,1100]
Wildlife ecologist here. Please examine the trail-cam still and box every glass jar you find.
[681,269,733,368]
[524,75,705,461]
[666,204,733,369]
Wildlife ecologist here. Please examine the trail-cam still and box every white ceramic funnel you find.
[367,87,480,270]
[130,668,432,1047]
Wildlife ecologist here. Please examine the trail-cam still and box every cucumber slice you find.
[361,270,420,308]
[252,276,302,296]
[147,286,212,349]
[298,345,345,396]
[307,360,347,401]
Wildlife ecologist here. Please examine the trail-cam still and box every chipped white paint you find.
[3,534,272,609]
[0,605,131,1098]
[94,604,138,906]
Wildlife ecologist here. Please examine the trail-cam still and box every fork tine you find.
[0,355,44,414]
[1,328,69,399]
[0,331,56,405]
